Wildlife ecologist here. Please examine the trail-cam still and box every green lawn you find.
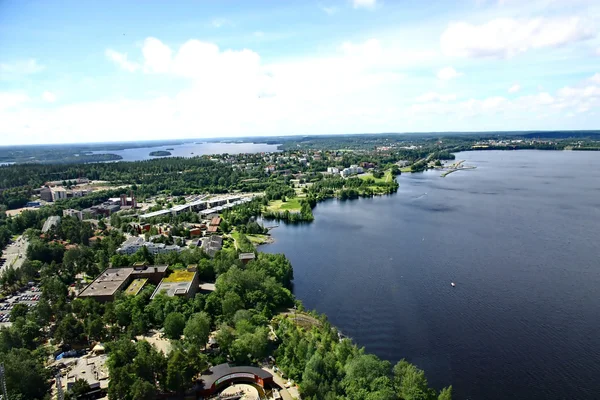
[266,197,302,212]
[358,170,394,183]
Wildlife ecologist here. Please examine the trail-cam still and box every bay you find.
[261,150,600,400]
[92,142,280,162]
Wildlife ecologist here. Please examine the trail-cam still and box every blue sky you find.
[1,0,599,145]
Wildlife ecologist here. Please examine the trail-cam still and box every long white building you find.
[117,236,181,255]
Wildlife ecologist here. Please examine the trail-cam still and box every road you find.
[1,235,29,274]
[262,367,299,400]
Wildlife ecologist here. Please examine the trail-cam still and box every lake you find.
[261,150,600,400]
[93,142,280,162]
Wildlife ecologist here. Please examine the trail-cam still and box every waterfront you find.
[92,142,280,162]
[261,150,600,400]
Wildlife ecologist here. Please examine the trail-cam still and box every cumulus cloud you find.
[353,0,376,9]
[508,84,521,93]
[437,66,462,80]
[441,17,595,58]
[105,49,140,72]
[0,59,45,77]
[42,91,57,103]
[591,73,600,83]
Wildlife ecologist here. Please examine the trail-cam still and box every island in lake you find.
[166,147,174,150]
[149,150,172,157]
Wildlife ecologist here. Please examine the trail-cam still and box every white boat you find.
[451,282,456,287]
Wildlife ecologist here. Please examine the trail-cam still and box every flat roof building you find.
[239,253,256,264]
[150,266,199,300]
[78,265,167,302]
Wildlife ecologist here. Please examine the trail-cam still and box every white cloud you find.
[42,91,57,103]
[0,92,29,111]
[508,84,521,93]
[105,49,140,72]
[0,59,45,76]
[142,37,173,73]
[596,47,600,56]
[591,73,600,83]
[353,0,376,9]
[437,66,462,80]
[416,92,457,102]
[3,35,599,145]
[441,17,595,58]
[320,5,339,15]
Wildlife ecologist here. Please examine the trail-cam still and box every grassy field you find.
[230,231,270,248]
[266,197,302,212]
[358,170,394,183]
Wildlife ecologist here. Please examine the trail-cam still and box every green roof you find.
[164,270,196,283]
[124,278,148,295]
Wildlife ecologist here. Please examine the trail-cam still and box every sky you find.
[0,0,599,145]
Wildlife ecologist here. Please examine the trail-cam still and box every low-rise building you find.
[116,236,182,255]
[150,266,200,299]
[78,264,167,302]
[239,253,256,265]
[63,209,83,220]
[42,216,61,233]
[200,235,223,257]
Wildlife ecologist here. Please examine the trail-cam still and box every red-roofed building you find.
[210,217,222,226]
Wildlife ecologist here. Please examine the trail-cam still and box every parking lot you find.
[0,286,41,324]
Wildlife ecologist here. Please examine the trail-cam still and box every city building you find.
[116,236,182,255]
[78,264,168,302]
[40,187,53,202]
[63,209,83,220]
[51,187,68,201]
[150,266,200,299]
[60,353,109,397]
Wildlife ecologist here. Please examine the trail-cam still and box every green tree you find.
[131,379,157,400]
[69,378,91,397]
[393,359,434,400]
[0,348,50,399]
[9,303,29,322]
[163,312,185,339]
[438,386,452,400]
[183,312,211,350]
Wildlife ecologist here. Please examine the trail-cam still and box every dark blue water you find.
[93,142,280,162]
[261,150,600,400]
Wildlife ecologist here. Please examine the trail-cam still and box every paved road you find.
[1,236,29,274]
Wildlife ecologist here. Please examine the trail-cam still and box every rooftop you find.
[164,270,196,283]
[197,363,272,390]
[78,268,134,298]
[124,278,147,296]
[239,253,256,260]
